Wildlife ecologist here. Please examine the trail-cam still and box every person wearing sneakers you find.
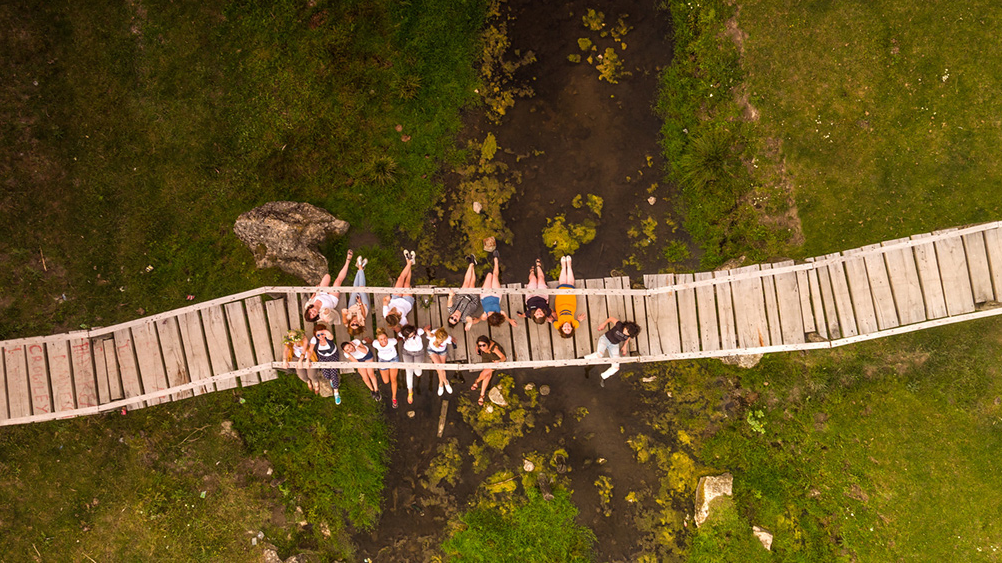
[341,339,380,401]
[383,250,416,332]
[340,254,369,338]
[447,255,481,328]
[467,251,518,330]
[372,327,401,408]
[552,255,586,339]
[585,317,642,381]
[399,324,425,405]
[425,327,455,396]
[471,335,505,406]
[311,324,342,404]
[304,250,354,324]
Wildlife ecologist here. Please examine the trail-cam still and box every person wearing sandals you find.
[383,250,416,332]
[399,324,425,405]
[425,327,455,396]
[471,335,505,406]
[340,254,369,338]
[553,255,586,339]
[584,317,642,381]
[372,327,401,408]
[341,339,380,401]
[467,251,518,330]
[447,255,481,328]
[282,329,320,392]
[518,258,555,325]
[304,250,354,324]
[311,324,341,404]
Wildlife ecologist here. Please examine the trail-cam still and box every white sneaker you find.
[356,255,363,269]
[403,249,410,262]
[583,352,599,360]
[438,385,444,396]
[409,250,417,264]
[445,383,453,394]
[360,258,368,269]
[600,364,620,379]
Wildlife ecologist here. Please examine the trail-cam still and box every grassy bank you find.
[0,376,389,560]
[0,0,487,339]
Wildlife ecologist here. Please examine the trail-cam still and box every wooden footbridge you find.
[4,222,1002,426]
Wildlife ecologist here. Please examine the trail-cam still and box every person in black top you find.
[584,317,641,380]
[471,335,506,406]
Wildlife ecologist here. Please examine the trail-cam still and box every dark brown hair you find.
[487,312,505,327]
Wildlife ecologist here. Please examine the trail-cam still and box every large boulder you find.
[234,202,349,284]
[694,473,733,527]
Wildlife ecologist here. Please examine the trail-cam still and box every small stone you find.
[485,405,494,413]
[753,526,774,551]
[539,385,550,396]
[488,386,507,406]
[395,124,403,132]
[596,458,607,465]
[401,135,411,142]
[695,473,733,527]
[523,459,535,472]
[251,538,258,546]
[524,383,535,391]
[472,201,483,214]
[648,196,656,205]
[407,411,415,418]
[641,376,657,383]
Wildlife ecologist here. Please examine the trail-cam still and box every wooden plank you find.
[0,349,7,420]
[881,237,927,325]
[932,234,975,315]
[204,306,237,390]
[24,342,52,415]
[911,234,949,319]
[225,302,260,387]
[488,300,514,365]
[826,255,859,337]
[675,273,700,353]
[641,275,663,356]
[814,261,842,339]
[693,271,719,351]
[156,317,194,400]
[506,284,532,362]
[712,271,737,350]
[859,245,899,330]
[807,267,831,339]
[983,227,1002,301]
[657,274,682,354]
[731,265,770,348]
[4,346,30,418]
[179,311,214,395]
[606,277,638,355]
[287,292,303,330]
[69,338,99,408]
[103,337,124,400]
[583,278,608,358]
[113,329,144,405]
[548,280,576,361]
[264,298,289,363]
[759,264,784,346]
[91,339,112,404]
[795,269,816,335]
[631,293,651,357]
[841,250,879,334]
[245,297,278,382]
[774,261,806,344]
[466,304,493,363]
[132,323,169,405]
[962,232,994,304]
[46,340,76,412]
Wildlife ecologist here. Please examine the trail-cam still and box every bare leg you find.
[491,256,501,288]
[360,367,378,392]
[394,261,413,291]
[431,355,447,385]
[389,368,399,401]
[463,262,477,288]
[565,255,575,285]
[330,251,353,303]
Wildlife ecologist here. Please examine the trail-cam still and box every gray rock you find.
[753,525,773,550]
[262,546,282,563]
[233,201,349,284]
[719,353,763,369]
[488,386,507,407]
[695,473,733,527]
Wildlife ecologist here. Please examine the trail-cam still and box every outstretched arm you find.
[597,316,618,331]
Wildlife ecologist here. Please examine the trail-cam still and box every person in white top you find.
[425,327,455,396]
[281,329,319,392]
[304,250,354,324]
[399,325,425,405]
[371,327,401,409]
[341,338,380,401]
[382,250,416,331]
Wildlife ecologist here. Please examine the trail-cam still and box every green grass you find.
[738,0,1002,254]
[0,0,487,339]
[0,376,390,560]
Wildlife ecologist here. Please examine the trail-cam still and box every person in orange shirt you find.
[553,255,585,339]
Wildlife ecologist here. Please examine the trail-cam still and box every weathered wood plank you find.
[812,262,840,339]
[0,355,6,420]
[881,237,926,325]
[264,298,290,364]
[584,278,608,358]
[156,317,194,400]
[179,311,214,395]
[642,294,663,356]
[694,271,719,351]
[225,302,260,387]
[675,273,700,353]
[911,234,949,319]
[287,292,303,331]
[46,340,76,412]
[774,261,806,344]
[962,232,994,304]
[712,271,737,350]
[932,233,975,315]
[548,281,577,361]
[25,342,52,415]
[132,323,170,405]
[245,297,278,382]
[795,269,816,335]
[203,307,238,391]
[632,293,651,356]
[826,255,859,337]
[731,265,770,348]
[506,284,532,362]
[841,250,879,334]
[69,338,99,408]
[983,227,1002,301]
[859,244,899,330]
[91,339,112,404]
[4,345,31,418]
[103,337,124,400]
[113,329,144,406]
[607,277,638,355]
[657,274,682,354]
[759,264,784,346]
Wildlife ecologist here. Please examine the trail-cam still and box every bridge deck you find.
[4,222,1002,426]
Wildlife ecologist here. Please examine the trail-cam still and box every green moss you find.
[596,48,630,84]
[582,8,605,31]
[577,37,594,51]
[427,438,463,489]
[594,475,614,517]
[541,214,597,258]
